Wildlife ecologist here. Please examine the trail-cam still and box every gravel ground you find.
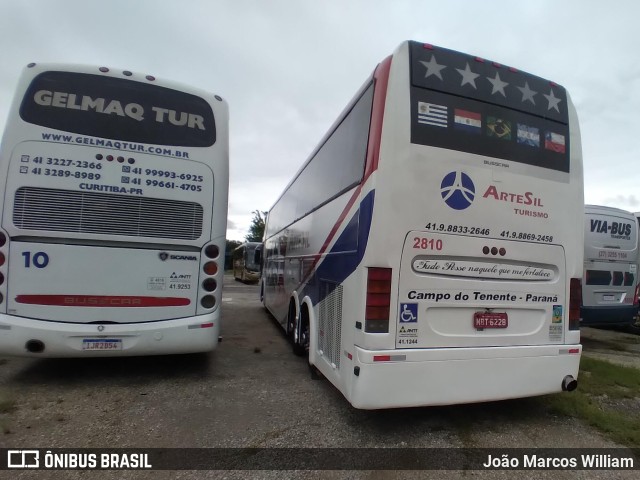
[0,278,639,479]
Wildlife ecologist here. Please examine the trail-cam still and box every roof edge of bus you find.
[20,62,227,104]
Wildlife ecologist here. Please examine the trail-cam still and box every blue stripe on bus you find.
[303,189,375,305]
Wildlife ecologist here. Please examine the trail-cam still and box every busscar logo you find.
[440,171,475,210]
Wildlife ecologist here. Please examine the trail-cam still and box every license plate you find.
[603,294,615,301]
[474,312,508,329]
[82,339,122,351]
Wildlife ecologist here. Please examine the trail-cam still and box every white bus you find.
[581,205,639,327]
[260,41,584,409]
[232,242,261,283]
[0,63,228,357]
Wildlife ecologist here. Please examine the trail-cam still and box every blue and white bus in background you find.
[260,41,584,409]
[581,205,639,327]
[0,63,228,357]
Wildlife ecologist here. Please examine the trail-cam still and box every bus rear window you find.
[19,71,216,147]
[408,42,569,174]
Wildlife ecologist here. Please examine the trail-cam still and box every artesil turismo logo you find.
[440,171,475,210]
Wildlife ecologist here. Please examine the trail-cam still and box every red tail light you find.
[634,284,640,306]
[203,261,218,275]
[569,278,581,330]
[365,268,392,333]
[624,272,635,287]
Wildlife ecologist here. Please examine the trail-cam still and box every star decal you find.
[456,62,479,89]
[517,81,537,105]
[486,72,508,97]
[420,55,446,81]
[544,89,562,113]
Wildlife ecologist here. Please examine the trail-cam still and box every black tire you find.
[293,306,309,357]
[286,301,296,339]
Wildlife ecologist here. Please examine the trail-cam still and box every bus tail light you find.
[365,268,392,333]
[205,245,219,259]
[201,295,216,309]
[624,272,635,287]
[634,284,640,306]
[199,244,221,311]
[203,261,218,276]
[202,278,217,292]
[569,278,581,330]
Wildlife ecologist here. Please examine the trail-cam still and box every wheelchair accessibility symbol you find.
[399,303,418,323]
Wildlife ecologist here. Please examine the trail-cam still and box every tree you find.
[246,210,267,242]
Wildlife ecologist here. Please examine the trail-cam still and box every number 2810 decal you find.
[412,237,443,250]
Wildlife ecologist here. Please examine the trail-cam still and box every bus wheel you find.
[293,305,310,357]
[286,300,297,339]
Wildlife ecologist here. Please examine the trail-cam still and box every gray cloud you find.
[1,0,639,239]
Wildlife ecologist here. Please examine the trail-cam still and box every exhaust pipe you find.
[25,339,45,353]
[562,375,577,392]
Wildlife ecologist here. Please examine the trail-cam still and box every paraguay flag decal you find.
[453,109,481,134]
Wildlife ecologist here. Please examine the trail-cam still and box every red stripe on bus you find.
[363,55,391,181]
[298,56,392,287]
[14,295,191,307]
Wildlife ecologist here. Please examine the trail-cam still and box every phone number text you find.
[145,180,202,192]
[500,231,554,243]
[425,223,490,236]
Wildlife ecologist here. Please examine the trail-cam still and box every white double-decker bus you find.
[0,63,228,357]
[581,205,639,327]
[260,41,584,409]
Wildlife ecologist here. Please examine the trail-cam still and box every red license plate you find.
[473,312,508,329]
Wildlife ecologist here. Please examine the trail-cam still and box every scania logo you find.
[159,252,198,261]
[440,171,475,210]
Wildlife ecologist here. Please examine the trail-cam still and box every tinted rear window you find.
[20,71,215,147]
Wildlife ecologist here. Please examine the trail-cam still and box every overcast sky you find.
[1,0,639,240]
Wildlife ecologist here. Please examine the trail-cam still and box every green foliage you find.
[246,210,267,243]
[544,356,640,447]
[224,239,242,270]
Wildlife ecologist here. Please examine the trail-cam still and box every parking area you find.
[0,275,638,478]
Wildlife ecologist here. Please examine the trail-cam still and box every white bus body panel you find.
[349,345,581,409]
[7,243,200,322]
[0,313,219,357]
[397,233,566,349]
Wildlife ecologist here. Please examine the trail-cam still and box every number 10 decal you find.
[22,251,49,268]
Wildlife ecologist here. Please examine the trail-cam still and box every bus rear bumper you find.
[0,313,220,357]
[580,305,637,327]
[348,344,582,409]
